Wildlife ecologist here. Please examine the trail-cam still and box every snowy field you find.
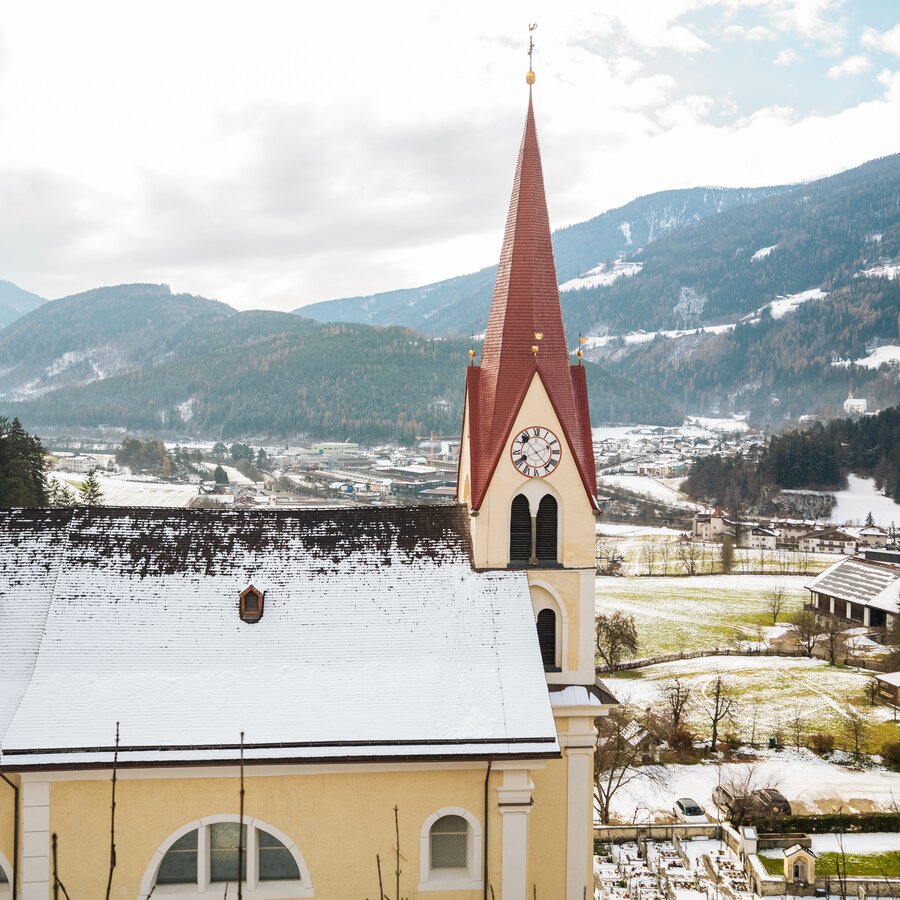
[830,474,900,526]
[596,575,811,654]
[52,472,200,507]
[605,655,892,741]
[608,748,900,822]
[599,475,702,510]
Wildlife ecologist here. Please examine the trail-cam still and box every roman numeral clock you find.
[511,426,561,478]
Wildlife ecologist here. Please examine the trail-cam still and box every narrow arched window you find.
[430,815,468,870]
[535,495,558,562]
[509,494,531,563]
[536,608,557,669]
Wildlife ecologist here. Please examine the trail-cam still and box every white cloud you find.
[774,48,800,66]
[724,24,775,41]
[861,24,900,58]
[826,55,872,79]
[0,0,896,310]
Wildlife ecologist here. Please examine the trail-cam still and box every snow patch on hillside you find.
[674,287,707,324]
[582,323,735,351]
[739,288,826,324]
[619,222,633,245]
[559,259,642,292]
[860,260,900,280]
[833,345,900,369]
[752,244,777,260]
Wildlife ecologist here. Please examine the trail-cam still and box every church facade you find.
[0,85,613,900]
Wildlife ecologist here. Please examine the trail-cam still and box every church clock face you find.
[511,426,561,478]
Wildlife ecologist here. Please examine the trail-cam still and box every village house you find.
[798,527,858,555]
[0,80,615,900]
[748,525,779,550]
[874,671,900,705]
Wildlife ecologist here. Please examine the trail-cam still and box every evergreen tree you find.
[79,468,104,506]
[47,478,77,508]
[213,464,229,485]
[256,448,268,469]
[0,416,48,507]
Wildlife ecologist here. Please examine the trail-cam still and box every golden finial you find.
[579,335,588,345]
[577,335,586,363]
[468,348,476,365]
[534,331,543,341]
[531,344,539,355]
[527,23,537,84]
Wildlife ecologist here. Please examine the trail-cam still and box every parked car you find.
[712,784,791,820]
[751,788,792,816]
[673,797,708,824]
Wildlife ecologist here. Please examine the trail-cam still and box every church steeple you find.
[464,90,597,512]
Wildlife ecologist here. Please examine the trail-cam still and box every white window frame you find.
[0,849,11,900]
[137,814,313,900]
[418,807,482,893]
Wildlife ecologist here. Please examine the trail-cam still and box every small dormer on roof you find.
[239,584,264,623]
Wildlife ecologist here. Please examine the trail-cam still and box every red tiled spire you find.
[466,90,598,511]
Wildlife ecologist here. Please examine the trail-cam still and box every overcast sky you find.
[1,1,898,311]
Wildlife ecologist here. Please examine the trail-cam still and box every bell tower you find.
[457,85,599,688]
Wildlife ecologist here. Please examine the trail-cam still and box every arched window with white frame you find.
[138,815,313,900]
[418,807,483,893]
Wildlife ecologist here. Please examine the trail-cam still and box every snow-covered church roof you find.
[0,505,558,769]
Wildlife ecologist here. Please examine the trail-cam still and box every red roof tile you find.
[468,91,597,511]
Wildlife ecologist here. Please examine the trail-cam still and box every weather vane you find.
[527,23,537,85]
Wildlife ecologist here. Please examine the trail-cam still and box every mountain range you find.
[2,152,898,439]
[0,285,679,443]
[299,184,788,337]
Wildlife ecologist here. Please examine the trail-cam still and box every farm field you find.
[604,655,898,745]
[596,574,811,656]
[596,530,833,577]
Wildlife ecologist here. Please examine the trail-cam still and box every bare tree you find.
[842,708,869,761]
[715,762,780,826]
[595,612,639,672]
[792,608,821,658]
[639,542,657,576]
[788,703,807,751]
[766,584,786,625]
[596,542,624,576]
[705,675,738,753]
[658,542,671,576]
[747,700,762,748]
[676,539,700,576]
[720,536,734,574]
[662,677,692,736]
[594,706,665,823]
[823,618,848,666]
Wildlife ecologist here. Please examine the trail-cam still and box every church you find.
[0,77,615,900]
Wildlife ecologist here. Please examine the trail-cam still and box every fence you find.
[597,647,805,673]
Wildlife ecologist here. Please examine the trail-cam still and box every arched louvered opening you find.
[536,608,557,669]
[535,495,558,563]
[509,494,532,564]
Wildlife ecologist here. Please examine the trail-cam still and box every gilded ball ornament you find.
[526,69,536,85]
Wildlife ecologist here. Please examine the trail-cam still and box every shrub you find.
[882,741,900,771]
[809,732,835,755]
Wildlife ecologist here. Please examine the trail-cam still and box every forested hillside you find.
[685,405,900,507]
[565,153,900,336]
[299,185,784,337]
[3,292,680,442]
[607,278,900,421]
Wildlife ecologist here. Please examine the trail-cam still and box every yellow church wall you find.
[41,762,570,899]
[527,755,569,899]
[468,373,596,571]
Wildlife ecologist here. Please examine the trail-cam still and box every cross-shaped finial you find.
[527,23,537,85]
